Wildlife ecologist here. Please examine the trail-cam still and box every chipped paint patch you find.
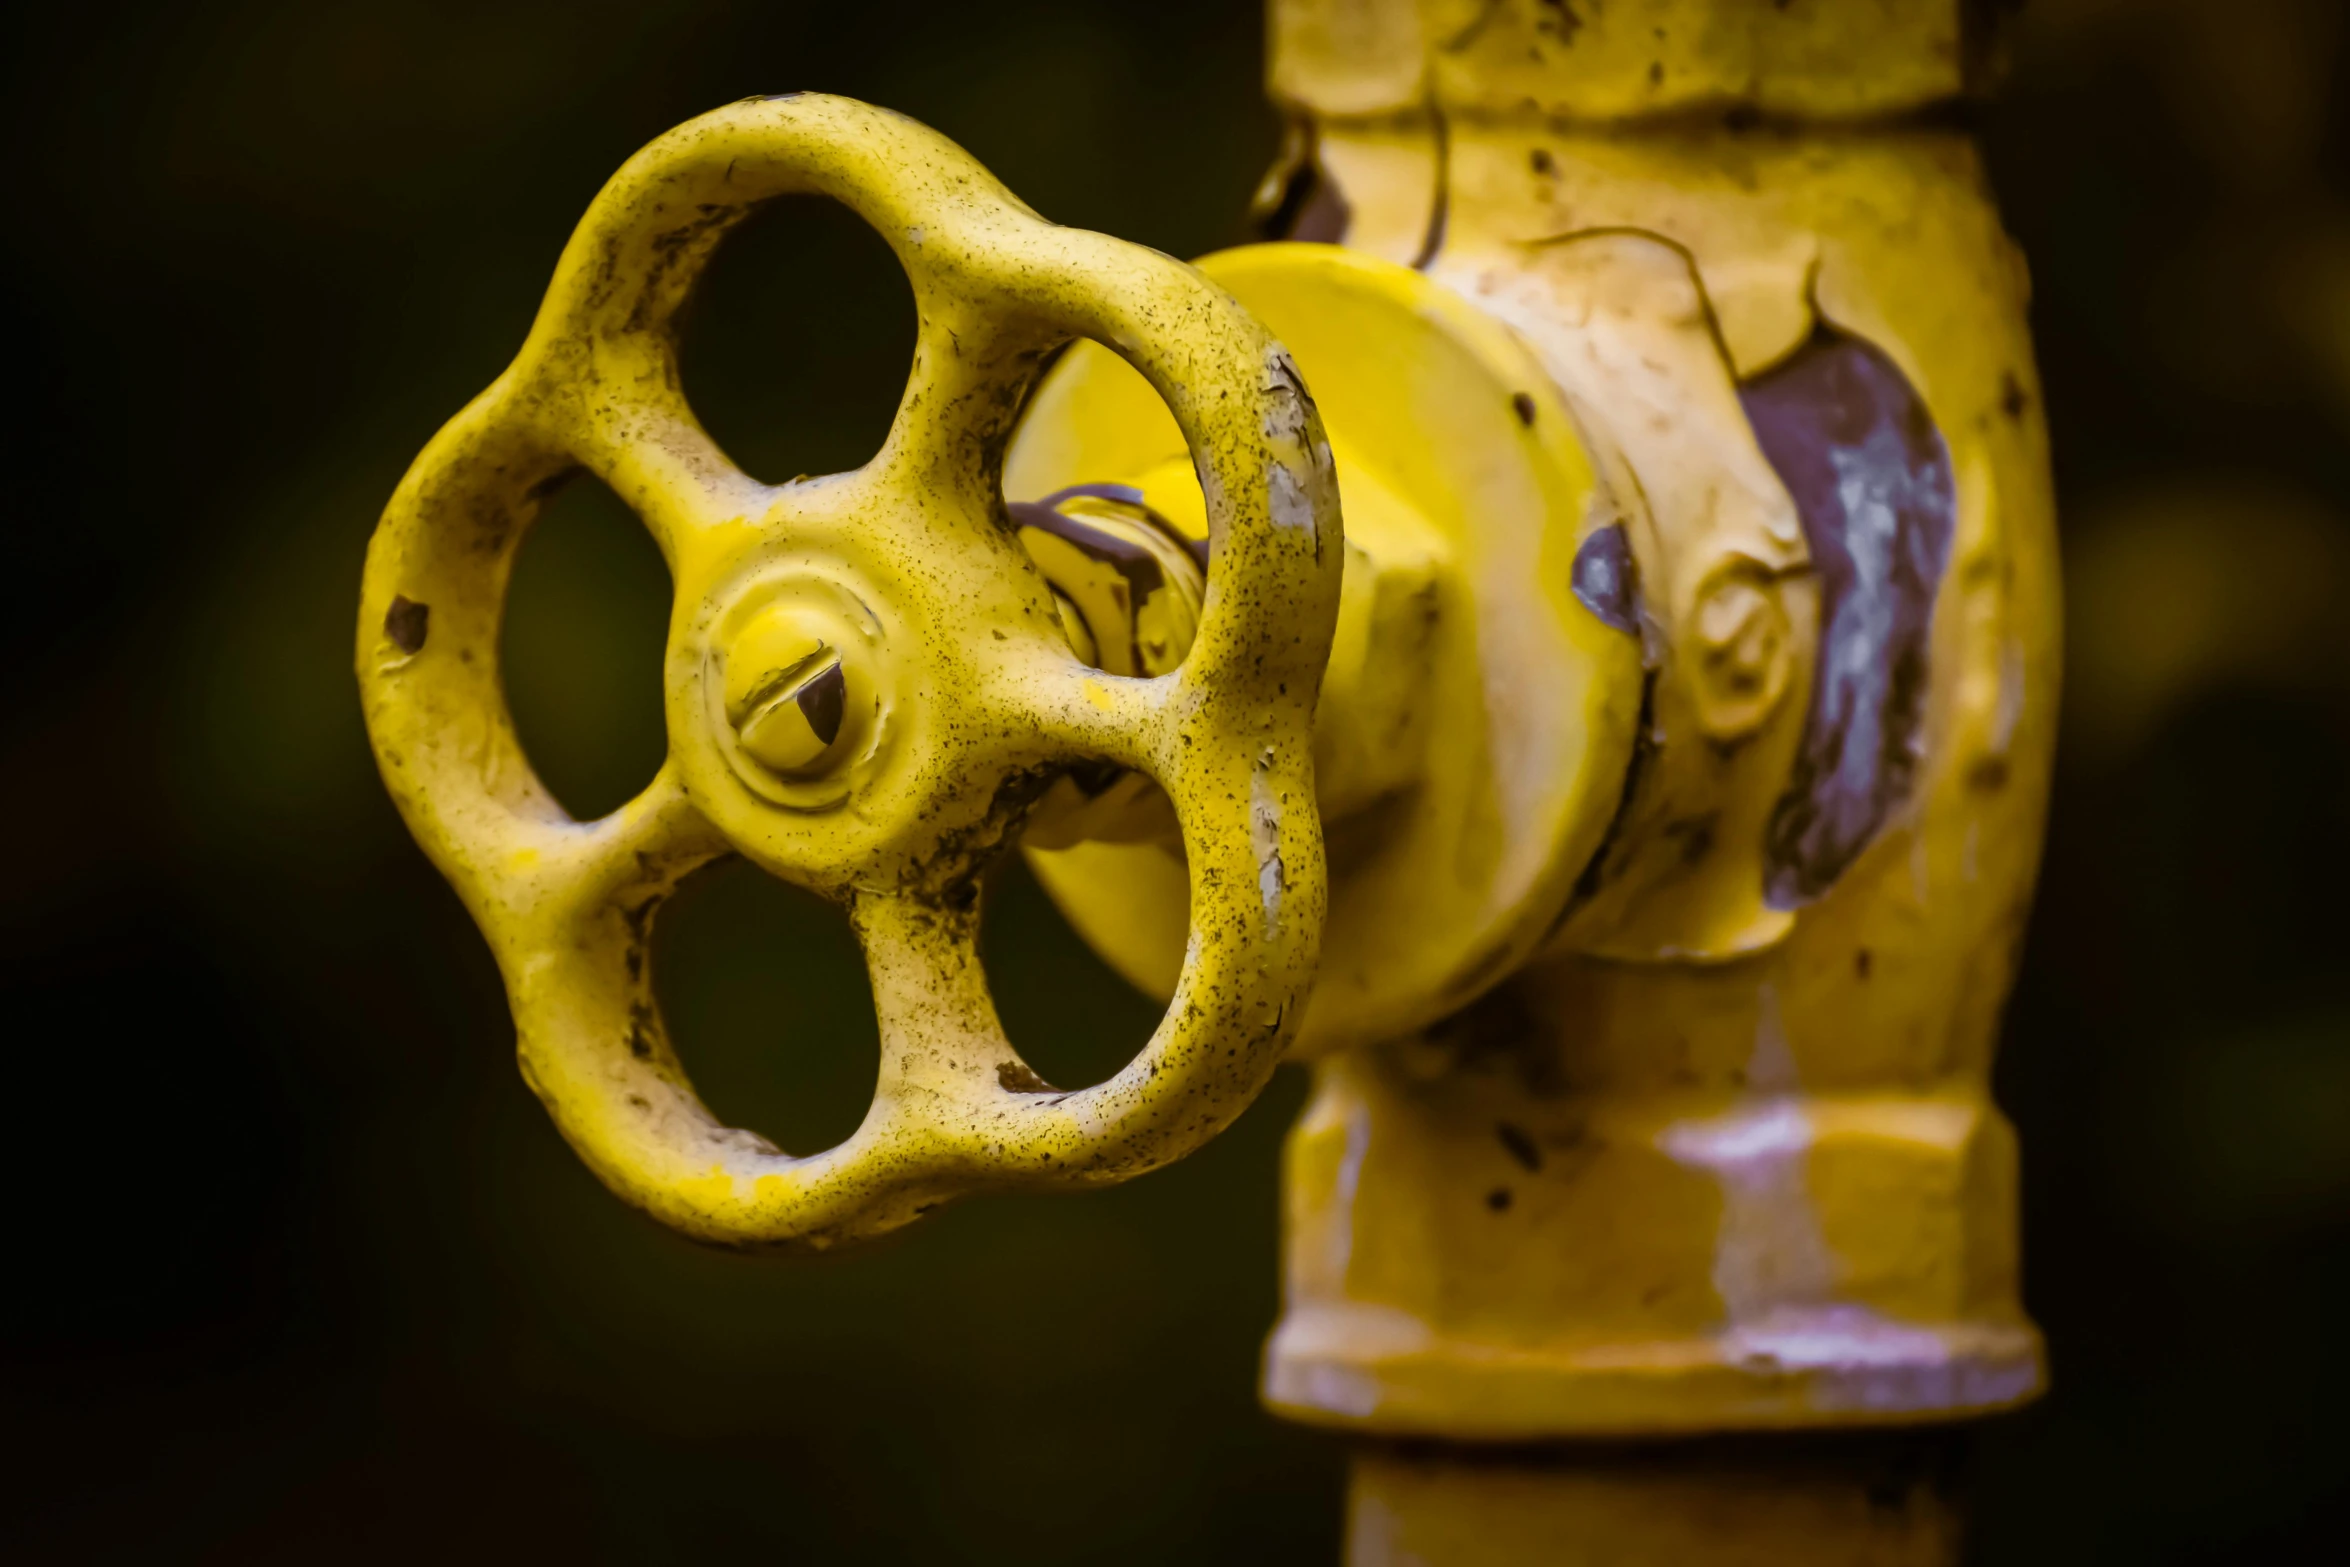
[1269,461,1316,541]
[1570,523,1639,633]
[383,595,430,653]
[1253,759,1288,931]
[1741,330,1955,908]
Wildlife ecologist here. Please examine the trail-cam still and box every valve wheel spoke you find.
[855,890,1004,1097]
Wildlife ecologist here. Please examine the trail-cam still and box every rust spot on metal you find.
[384,595,429,653]
[1999,370,2030,422]
[997,1060,1057,1094]
[1664,812,1718,866]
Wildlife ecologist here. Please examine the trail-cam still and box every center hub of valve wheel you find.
[708,590,881,802]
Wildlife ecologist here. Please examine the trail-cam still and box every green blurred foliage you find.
[0,0,2344,1561]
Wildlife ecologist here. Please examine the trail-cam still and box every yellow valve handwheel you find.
[356,95,1343,1249]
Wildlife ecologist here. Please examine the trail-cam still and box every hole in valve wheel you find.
[502,470,669,821]
[680,194,916,487]
[655,860,879,1158]
[979,855,1160,1093]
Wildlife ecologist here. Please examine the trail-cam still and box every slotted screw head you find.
[723,606,856,778]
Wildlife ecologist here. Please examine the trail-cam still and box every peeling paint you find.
[1741,330,1955,908]
[1571,524,1639,634]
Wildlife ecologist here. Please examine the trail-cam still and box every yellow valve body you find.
[1008,1,2058,1450]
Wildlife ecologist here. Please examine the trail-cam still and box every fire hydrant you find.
[359,3,2054,1560]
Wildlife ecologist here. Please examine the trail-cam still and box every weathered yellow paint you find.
[1137,5,2056,1561]
[358,4,2055,1557]
[358,93,1342,1248]
[1241,110,2054,1442]
[1002,5,2054,1559]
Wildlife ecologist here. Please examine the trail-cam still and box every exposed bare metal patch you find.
[1260,351,1329,553]
[1268,462,1315,541]
[1252,755,1287,932]
[1571,524,1639,634]
[1742,331,1956,907]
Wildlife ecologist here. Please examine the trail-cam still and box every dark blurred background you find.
[2,1,2344,1561]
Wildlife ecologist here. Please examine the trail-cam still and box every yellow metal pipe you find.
[1347,1434,1965,1567]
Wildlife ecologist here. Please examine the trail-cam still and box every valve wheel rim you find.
[357,94,1343,1247]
